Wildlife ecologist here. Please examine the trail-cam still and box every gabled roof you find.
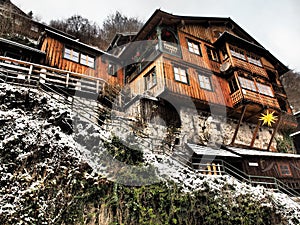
[0,37,45,54]
[107,32,137,52]
[214,32,289,75]
[133,9,262,46]
[227,146,300,158]
[43,28,106,55]
[187,143,241,158]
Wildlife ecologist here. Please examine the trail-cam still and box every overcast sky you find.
[12,0,300,72]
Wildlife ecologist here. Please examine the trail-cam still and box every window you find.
[187,39,201,56]
[30,25,39,32]
[230,46,246,61]
[144,68,157,90]
[198,74,213,91]
[278,163,292,177]
[64,47,79,63]
[256,82,274,97]
[174,66,188,84]
[238,77,256,92]
[247,53,262,67]
[80,54,95,68]
[229,77,239,93]
[108,63,117,76]
[206,46,219,62]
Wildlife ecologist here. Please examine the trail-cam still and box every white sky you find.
[12,0,300,72]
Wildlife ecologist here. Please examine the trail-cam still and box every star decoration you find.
[259,110,278,127]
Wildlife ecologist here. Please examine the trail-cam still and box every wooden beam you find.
[267,113,282,151]
[231,105,247,145]
[250,120,261,148]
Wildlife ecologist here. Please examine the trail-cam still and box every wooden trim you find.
[231,105,247,145]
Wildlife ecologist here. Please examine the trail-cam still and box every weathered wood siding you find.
[128,56,165,97]
[242,157,300,190]
[178,31,221,74]
[163,57,232,107]
[41,37,95,75]
[40,36,122,86]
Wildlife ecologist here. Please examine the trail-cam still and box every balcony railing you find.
[231,88,280,109]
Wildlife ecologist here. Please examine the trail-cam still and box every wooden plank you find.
[231,105,247,145]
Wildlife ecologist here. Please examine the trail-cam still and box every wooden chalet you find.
[114,10,300,190]
[39,28,123,86]
[119,9,295,140]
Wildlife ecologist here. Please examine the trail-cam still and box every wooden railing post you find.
[66,73,69,88]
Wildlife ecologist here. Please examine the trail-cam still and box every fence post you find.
[28,65,33,84]
[66,73,69,88]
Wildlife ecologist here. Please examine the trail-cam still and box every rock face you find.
[123,99,281,151]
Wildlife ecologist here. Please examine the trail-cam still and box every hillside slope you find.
[0,83,300,224]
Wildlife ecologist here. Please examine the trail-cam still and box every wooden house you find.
[115,10,299,189]
[39,28,123,86]
[119,9,295,141]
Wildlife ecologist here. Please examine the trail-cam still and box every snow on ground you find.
[0,83,300,224]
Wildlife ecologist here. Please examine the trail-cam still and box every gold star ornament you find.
[259,110,278,127]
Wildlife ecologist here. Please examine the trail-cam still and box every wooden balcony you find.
[231,88,280,109]
[231,57,268,78]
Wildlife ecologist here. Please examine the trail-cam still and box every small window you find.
[174,66,188,84]
[64,47,79,63]
[229,77,239,93]
[256,82,274,97]
[238,76,256,92]
[247,53,262,67]
[187,39,201,56]
[80,54,95,68]
[30,25,39,32]
[198,74,213,91]
[230,46,246,61]
[144,68,157,90]
[206,46,219,62]
[108,63,117,76]
[278,163,292,177]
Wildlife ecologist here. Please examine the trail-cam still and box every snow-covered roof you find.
[0,37,45,54]
[227,146,300,158]
[186,143,241,158]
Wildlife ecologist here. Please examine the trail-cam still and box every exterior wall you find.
[162,57,232,107]
[41,36,94,75]
[41,36,122,86]
[127,56,165,97]
[177,31,220,73]
[179,106,281,150]
[241,156,300,190]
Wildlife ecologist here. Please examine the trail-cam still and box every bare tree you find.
[100,11,143,48]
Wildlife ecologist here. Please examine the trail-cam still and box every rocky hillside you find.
[1,83,300,224]
[281,71,300,113]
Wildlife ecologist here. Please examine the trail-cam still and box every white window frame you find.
[63,47,79,63]
[238,76,256,92]
[256,82,274,97]
[187,39,201,56]
[144,68,157,90]
[174,66,188,84]
[198,74,213,91]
